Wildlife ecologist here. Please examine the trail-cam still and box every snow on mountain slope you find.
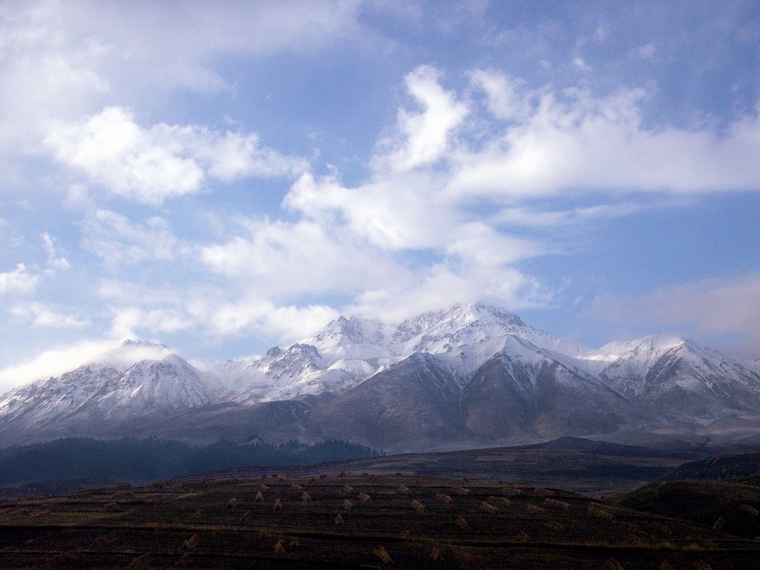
[579,335,760,420]
[217,303,593,402]
[210,344,374,405]
[0,342,219,444]
[3,304,760,449]
[462,335,649,442]
[94,354,218,418]
[297,303,591,385]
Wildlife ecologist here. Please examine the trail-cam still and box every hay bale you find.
[740,504,760,516]
[373,546,393,565]
[544,498,570,511]
[358,492,371,503]
[435,493,453,504]
[273,498,282,511]
[588,505,614,520]
[301,491,312,503]
[128,554,151,568]
[254,491,265,503]
[334,513,344,525]
[481,502,498,513]
[226,497,238,509]
[181,534,199,551]
[454,487,470,496]
[290,484,302,491]
[534,488,556,498]
[273,540,286,555]
[343,499,353,511]
[398,530,410,539]
[260,484,269,491]
[430,546,443,561]
[712,517,725,531]
[544,520,565,532]
[343,485,354,494]
[238,510,251,522]
[602,558,624,570]
[397,485,410,494]
[455,517,469,530]
[411,500,426,512]
[488,496,511,507]
[513,532,530,542]
[526,504,545,515]
[191,509,202,519]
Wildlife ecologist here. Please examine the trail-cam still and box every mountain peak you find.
[448,302,524,326]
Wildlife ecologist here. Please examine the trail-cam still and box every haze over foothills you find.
[0,1,759,392]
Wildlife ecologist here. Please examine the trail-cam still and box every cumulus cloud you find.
[206,300,340,339]
[591,274,760,358]
[348,262,549,324]
[0,339,119,392]
[377,65,468,172]
[44,107,307,204]
[0,1,361,153]
[285,172,461,250]
[448,72,760,198]
[9,301,89,329]
[0,264,39,297]
[200,217,403,296]
[41,232,70,271]
[82,209,180,267]
[95,277,341,345]
[108,306,195,339]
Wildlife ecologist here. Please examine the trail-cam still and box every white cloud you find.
[41,231,70,271]
[470,69,532,122]
[207,300,339,339]
[108,307,194,339]
[378,65,468,172]
[95,279,340,345]
[199,218,402,297]
[286,172,461,250]
[0,264,39,297]
[444,222,547,267]
[9,301,89,329]
[82,209,180,267]
[0,339,120,393]
[0,1,361,154]
[447,73,760,199]
[348,262,549,324]
[490,201,660,227]
[44,107,307,205]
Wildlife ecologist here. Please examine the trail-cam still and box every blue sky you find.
[1,0,759,390]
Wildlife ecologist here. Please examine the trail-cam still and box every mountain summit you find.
[0,303,759,450]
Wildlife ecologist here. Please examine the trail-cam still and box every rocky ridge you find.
[1,303,759,450]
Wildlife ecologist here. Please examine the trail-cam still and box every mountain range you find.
[1,303,759,451]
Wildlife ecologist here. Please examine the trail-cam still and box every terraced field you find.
[0,474,757,568]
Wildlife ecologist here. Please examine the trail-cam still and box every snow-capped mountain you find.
[0,341,219,444]
[215,303,592,401]
[580,335,760,421]
[1,303,760,450]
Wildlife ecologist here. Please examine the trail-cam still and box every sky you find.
[1,0,759,391]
